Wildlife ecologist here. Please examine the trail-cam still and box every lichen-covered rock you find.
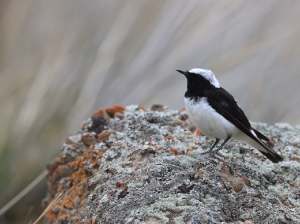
[43,105,300,224]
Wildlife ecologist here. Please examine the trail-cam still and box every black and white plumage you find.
[177,68,283,163]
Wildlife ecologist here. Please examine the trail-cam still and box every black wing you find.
[204,88,252,135]
[204,88,283,163]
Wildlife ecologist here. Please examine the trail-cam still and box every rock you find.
[114,112,124,120]
[274,123,295,130]
[150,104,164,111]
[86,116,108,134]
[81,132,96,146]
[291,155,300,163]
[105,105,125,118]
[91,108,105,118]
[43,104,300,224]
[98,130,116,143]
[188,125,196,133]
[220,164,248,192]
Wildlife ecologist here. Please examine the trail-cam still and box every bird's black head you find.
[177,68,220,93]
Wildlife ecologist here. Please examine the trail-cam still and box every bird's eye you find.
[197,76,201,81]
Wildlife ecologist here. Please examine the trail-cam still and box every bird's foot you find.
[201,150,225,158]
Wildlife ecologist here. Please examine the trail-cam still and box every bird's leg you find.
[202,136,231,157]
[213,135,231,154]
[208,138,220,151]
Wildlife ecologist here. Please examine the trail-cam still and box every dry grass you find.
[1,0,300,222]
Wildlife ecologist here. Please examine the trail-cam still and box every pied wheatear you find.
[177,68,283,163]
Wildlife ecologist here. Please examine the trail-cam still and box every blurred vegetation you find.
[1,0,300,223]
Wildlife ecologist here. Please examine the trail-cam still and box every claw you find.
[201,135,231,159]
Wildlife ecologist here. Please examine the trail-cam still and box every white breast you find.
[184,97,239,139]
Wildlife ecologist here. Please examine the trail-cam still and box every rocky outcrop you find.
[44,105,300,224]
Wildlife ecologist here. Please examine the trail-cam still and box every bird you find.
[177,68,283,163]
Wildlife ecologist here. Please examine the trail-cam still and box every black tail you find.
[251,128,283,163]
[258,142,284,163]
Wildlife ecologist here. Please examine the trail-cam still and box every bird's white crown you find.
[189,68,220,88]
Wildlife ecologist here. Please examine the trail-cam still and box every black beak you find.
[176,70,187,76]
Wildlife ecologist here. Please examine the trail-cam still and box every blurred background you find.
[1,0,300,223]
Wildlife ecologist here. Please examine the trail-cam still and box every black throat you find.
[184,75,216,102]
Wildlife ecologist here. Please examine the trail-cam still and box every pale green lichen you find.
[53,105,300,223]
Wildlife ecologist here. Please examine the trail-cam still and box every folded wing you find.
[204,88,283,163]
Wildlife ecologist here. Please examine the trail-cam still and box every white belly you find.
[184,97,239,139]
